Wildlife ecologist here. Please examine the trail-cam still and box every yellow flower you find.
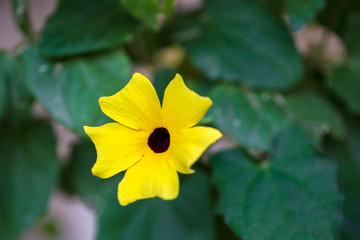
[84,73,222,206]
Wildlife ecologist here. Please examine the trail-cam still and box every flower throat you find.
[148,127,170,153]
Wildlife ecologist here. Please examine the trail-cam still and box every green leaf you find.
[61,141,118,207]
[208,85,344,150]
[208,84,289,151]
[0,51,33,121]
[0,121,60,239]
[41,0,140,57]
[120,0,174,30]
[325,117,360,240]
[284,92,345,141]
[181,0,303,89]
[10,0,32,36]
[211,127,343,240]
[284,0,325,30]
[0,52,9,118]
[328,60,360,115]
[22,46,131,136]
[343,13,360,59]
[97,171,215,240]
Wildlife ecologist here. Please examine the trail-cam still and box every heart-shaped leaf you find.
[211,127,343,240]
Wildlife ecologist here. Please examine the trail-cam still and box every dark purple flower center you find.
[148,127,170,153]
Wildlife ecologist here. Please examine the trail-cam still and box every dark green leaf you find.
[284,0,325,30]
[120,0,174,30]
[22,46,131,136]
[0,121,60,239]
[343,13,360,59]
[0,51,32,121]
[10,0,32,36]
[209,84,289,150]
[211,127,343,240]
[8,58,33,120]
[328,60,360,115]
[181,0,303,89]
[41,0,140,57]
[97,171,215,240]
[325,117,360,240]
[0,52,9,118]
[284,92,345,141]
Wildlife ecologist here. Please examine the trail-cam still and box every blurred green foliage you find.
[0,121,59,239]
[1,0,360,239]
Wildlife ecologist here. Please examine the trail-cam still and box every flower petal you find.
[117,151,179,206]
[168,126,222,174]
[99,73,162,131]
[84,123,149,179]
[162,74,212,131]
